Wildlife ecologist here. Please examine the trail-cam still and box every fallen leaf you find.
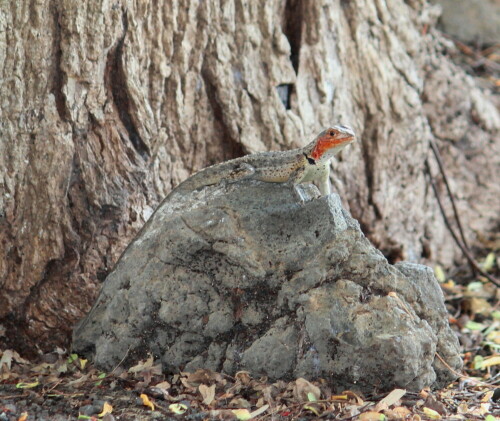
[465,297,492,315]
[481,252,496,272]
[303,404,321,416]
[465,321,486,331]
[344,404,361,418]
[186,368,222,386]
[16,380,39,389]
[441,280,456,290]
[30,363,54,374]
[80,358,88,370]
[9,350,29,365]
[486,329,500,345]
[128,354,154,373]
[169,403,187,414]
[293,378,320,402]
[98,402,112,417]
[249,404,269,418]
[218,392,235,400]
[140,393,155,411]
[434,266,446,282]
[423,396,447,415]
[235,371,251,385]
[482,355,500,368]
[385,406,411,418]
[154,380,171,389]
[343,390,364,405]
[375,388,406,411]
[470,403,491,416]
[228,398,251,408]
[232,408,251,420]
[199,383,216,405]
[419,388,430,399]
[474,355,485,370]
[481,391,494,402]
[67,374,89,387]
[457,403,469,414]
[307,391,317,402]
[468,280,486,291]
[423,407,441,419]
[359,411,385,420]
[0,349,13,370]
[18,412,28,421]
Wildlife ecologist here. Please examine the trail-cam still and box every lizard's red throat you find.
[311,127,355,161]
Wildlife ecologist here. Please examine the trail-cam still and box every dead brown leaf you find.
[0,349,14,371]
[228,397,251,408]
[235,371,251,385]
[384,405,412,419]
[375,388,406,411]
[128,354,154,374]
[186,368,224,386]
[359,411,384,421]
[293,378,320,402]
[199,383,216,406]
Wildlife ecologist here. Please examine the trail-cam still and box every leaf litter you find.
[1,257,499,420]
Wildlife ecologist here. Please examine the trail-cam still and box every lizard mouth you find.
[332,125,355,142]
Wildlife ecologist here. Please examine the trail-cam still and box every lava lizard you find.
[169,125,355,201]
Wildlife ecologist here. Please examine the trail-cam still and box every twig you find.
[44,379,63,394]
[435,352,465,380]
[425,160,500,287]
[0,393,28,399]
[435,353,500,390]
[480,43,500,57]
[442,35,500,72]
[428,140,474,274]
[110,345,131,375]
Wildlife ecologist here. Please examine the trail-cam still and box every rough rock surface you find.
[73,181,462,393]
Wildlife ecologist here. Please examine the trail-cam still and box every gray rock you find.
[73,180,462,393]
[432,0,500,45]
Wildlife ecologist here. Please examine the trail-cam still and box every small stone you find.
[79,404,97,416]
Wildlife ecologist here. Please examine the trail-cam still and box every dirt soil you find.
[1,247,499,420]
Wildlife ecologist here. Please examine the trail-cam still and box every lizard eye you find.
[328,129,336,137]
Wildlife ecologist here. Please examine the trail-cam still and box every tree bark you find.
[0,0,498,354]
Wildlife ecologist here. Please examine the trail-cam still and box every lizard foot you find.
[292,184,321,204]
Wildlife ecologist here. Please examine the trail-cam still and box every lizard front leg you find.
[286,166,319,203]
[317,165,331,196]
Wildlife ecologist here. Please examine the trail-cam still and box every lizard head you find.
[310,125,356,162]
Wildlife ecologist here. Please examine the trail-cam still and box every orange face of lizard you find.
[311,126,355,161]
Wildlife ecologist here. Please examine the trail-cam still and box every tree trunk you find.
[1,0,498,355]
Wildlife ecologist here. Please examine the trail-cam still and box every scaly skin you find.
[170,125,355,200]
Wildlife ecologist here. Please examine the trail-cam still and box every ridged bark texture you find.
[0,0,498,353]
